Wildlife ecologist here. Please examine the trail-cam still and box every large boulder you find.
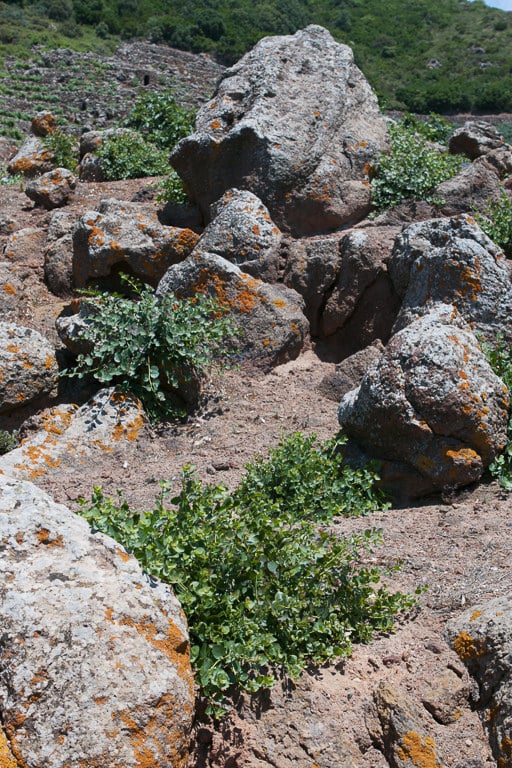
[193,188,283,283]
[72,198,200,288]
[157,252,309,370]
[0,476,194,767]
[44,210,77,296]
[338,304,509,495]
[436,162,502,217]
[171,25,388,236]
[449,120,508,161]
[388,215,512,344]
[7,136,55,178]
[0,323,58,414]
[447,597,512,768]
[25,167,77,210]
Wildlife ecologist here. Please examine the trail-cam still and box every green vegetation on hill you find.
[1,0,512,113]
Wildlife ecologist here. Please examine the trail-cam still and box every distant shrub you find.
[155,169,188,205]
[401,112,453,144]
[43,127,78,171]
[482,336,512,489]
[474,190,512,257]
[124,89,195,151]
[0,429,18,455]
[96,130,169,180]
[371,121,463,212]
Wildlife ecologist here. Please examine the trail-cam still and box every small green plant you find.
[0,429,19,455]
[474,190,512,257]
[371,120,463,212]
[79,432,414,715]
[482,335,512,488]
[62,277,235,422]
[42,128,78,171]
[96,130,169,180]
[155,168,188,205]
[400,112,453,144]
[124,89,195,150]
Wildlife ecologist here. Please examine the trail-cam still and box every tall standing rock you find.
[171,25,388,236]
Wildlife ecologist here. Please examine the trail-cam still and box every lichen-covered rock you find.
[72,198,200,288]
[366,683,444,768]
[171,25,387,236]
[388,215,512,344]
[44,210,77,296]
[0,323,58,414]
[436,162,502,217]
[7,135,55,177]
[157,252,309,370]
[0,388,146,481]
[338,304,509,494]
[25,167,77,210]
[0,263,23,318]
[0,476,194,767]
[194,188,283,282]
[31,110,57,137]
[447,597,512,768]
[449,120,508,161]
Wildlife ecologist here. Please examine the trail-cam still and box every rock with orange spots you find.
[447,598,512,768]
[158,252,309,370]
[171,26,387,236]
[0,323,58,415]
[7,135,55,178]
[367,682,444,768]
[338,304,509,496]
[25,167,77,210]
[31,110,57,137]
[72,198,199,288]
[0,263,23,318]
[0,475,194,767]
[436,162,502,217]
[0,389,146,481]
[194,188,283,282]
[44,209,78,296]
[284,226,400,356]
[389,216,512,344]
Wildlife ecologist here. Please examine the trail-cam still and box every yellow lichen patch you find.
[15,393,26,403]
[112,413,144,443]
[396,731,441,768]
[116,547,131,563]
[3,283,16,295]
[120,616,192,687]
[453,631,486,661]
[470,610,483,622]
[109,240,123,252]
[210,119,221,130]
[6,344,19,354]
[0,724,18,768]
[22,361,33,370]
[273,298,286,308]
[445,447,479,463]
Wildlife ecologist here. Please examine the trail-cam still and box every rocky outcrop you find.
[436,161,502,216]
[25,167,77,210]
[338,304,509,495]
[72,198,200,288]
[447,597,512,768]
[44,209,77,296]
[171,25,388,236]
[157,252,309,370]
[0,475,194,767]
[388,215,512,343]
[0,323,58,414]
[449,120,509,161]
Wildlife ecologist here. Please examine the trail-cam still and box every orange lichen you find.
[210,119,221,130]
[453,631,486,661]
[416,455,435,472]
[498,737,512,768]
[3,283,16,295]
[470,610,483,622]
[252,224,261,236]
[6,344,19,354]
[112,414,144,443]
[396,731,441,768]
[116,547,131,563]
[37,528,64,547]
[0,724,18,768]
[273,298,286,308]
[445,448,478,462]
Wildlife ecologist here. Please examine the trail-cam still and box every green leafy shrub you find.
[63,277,236,422]
[96,130,169,180]
[43,127,78,171]
[0,429,18,455]
[79,432,414,714]
[155,168,188,205]
[482,336,512,489]
[124,89,195,151]
[371,121,463,212]
[400,112,453,144]
[474,191,512,257]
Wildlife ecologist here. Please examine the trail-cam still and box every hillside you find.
[1,0,512,114]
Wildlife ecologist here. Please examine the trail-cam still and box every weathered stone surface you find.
[389,215,512,344]
[72,198,200,288]
[338,304,509,494]
[318,341,384,402]
[420,670,469,725]
[171,25,387,236]
[194,189,283,282]
[0,475,194,767]
[367,683,443,768]
[7,135,55,177]
[476,147,512,179]
[3,226,46,265]
[55,300,98,355]
[25,167,77,210]
[0,263,23,317]
[447,597,512,768]
[158,252,309,370]
[436,162,502,217]
[44,209,77,296]
[0,323,58,414]
[31,110,57,137]
[0,388,146,481]
[449,120,508,161]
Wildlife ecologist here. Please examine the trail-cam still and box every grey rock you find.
[0,476,194,766]
[449,120,508,161]
[44,210,77,297]
[420,670,469,725]
[7,135,55,178]
[25,167,77,210]
[194,188,283,282]
[319,342,384,402]
[436,162,502,217]
[171,26,387,236]
[0,323,58,414]
[338,304,509,494]
[388,215,512,344]
[158,252,309,370]
[72,198,200,288]
[0,263,23,318]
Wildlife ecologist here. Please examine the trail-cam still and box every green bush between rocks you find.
[475,190,512,258]
[79,431,416,715]
[482,337,512,489]
[95,130,170,180]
